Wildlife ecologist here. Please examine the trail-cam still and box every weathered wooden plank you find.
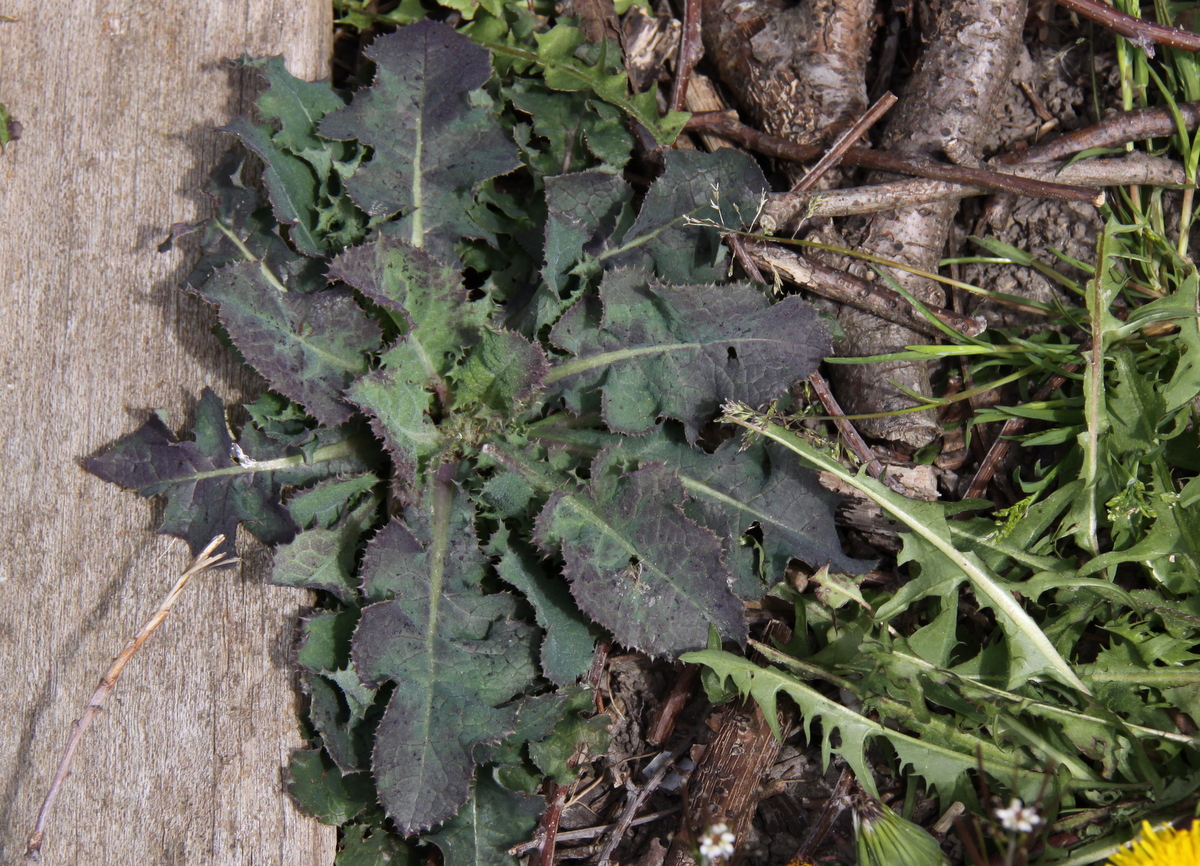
[0,2,336,863]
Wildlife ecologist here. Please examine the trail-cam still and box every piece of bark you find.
[662,624,795,866]
[0,2,335,863]
[701,0,876,181]
[684,74,736,152]
[561,0,622,44]
[662,699,792,866]
[624,6,681,93]
[831,0,1028,447]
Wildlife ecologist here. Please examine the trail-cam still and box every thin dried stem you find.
[791,91,898,193]
[765,154,1185,224]
[595,739,692,866]
[742,239,987,339]
[1056,0,1200,53]
[792,767,856,863]
[683,112,1101,203]
[998,101,1200,164]
[668,0,703,112]
[807,372,912,495]
[25,536,236,862]
[530,780,570,866]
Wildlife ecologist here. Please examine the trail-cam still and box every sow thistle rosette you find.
[853,799,948,866]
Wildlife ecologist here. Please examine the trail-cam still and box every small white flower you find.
[994,798,1042,834]
[698,823,737,862]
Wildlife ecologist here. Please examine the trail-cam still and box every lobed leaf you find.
[196,261,382,427]
[319,20,521,257]
[533,450,745,656]
[452,328,549,422]
[331,235,490,483]
[82,388,362,557]
[350,476,539,833]
[724,408,1092,695]
[495,540,596,685]
[548,268,830,441]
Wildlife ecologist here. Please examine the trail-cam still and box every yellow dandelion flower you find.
[1106,820,1200,866]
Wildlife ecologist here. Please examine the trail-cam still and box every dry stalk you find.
[24,535,237,862]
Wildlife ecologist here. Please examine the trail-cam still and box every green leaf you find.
[495,540,597,685]
[304,671,379,774]
[533,450,745,656]
[507,83,633,174]
[336,825,414,866]
[424,768,544,866]
[298,609,359,673]
[223,115,326,256]
[350,475,539,833]
[248,55,347,158]
[725,408,1091,695]
[683,649,1028,801]
[286,474,380,531]
[287,749,376,825]
[320,21,521,256]
[196,262,382,427]
[483,26,687,146]
[272,490,381,602]
[82,388,362,557]
[453,328,549,421]
[331,236,490,483]
[527,690,610,783]
[548,268,830,440]
[601,149,767,283]
[0,100,18,149]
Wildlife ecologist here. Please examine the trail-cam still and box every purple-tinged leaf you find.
[603,149,768,284]
[82,388,360,557]
[533,452,745,657]
[514,170,629,332]
[319,21,521,257]
[616,427,874,595]
[196,261,382,427]
[425,768,544,866]
[548,268,830,440]
[495,541,596,686]
[328,235,486,363]
[350,478,539,833]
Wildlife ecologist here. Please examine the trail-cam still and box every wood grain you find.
[0,2,335,863]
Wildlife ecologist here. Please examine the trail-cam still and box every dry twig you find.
[668,0,703,112]
[791,92,899,193]
[24,536,236,862]
[764,154,1184,225]
[683,112,1101,203]
[999,101,1200,164]
[596,739,693,866]
[742,239,987,339]
[1056,0,1200,54]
